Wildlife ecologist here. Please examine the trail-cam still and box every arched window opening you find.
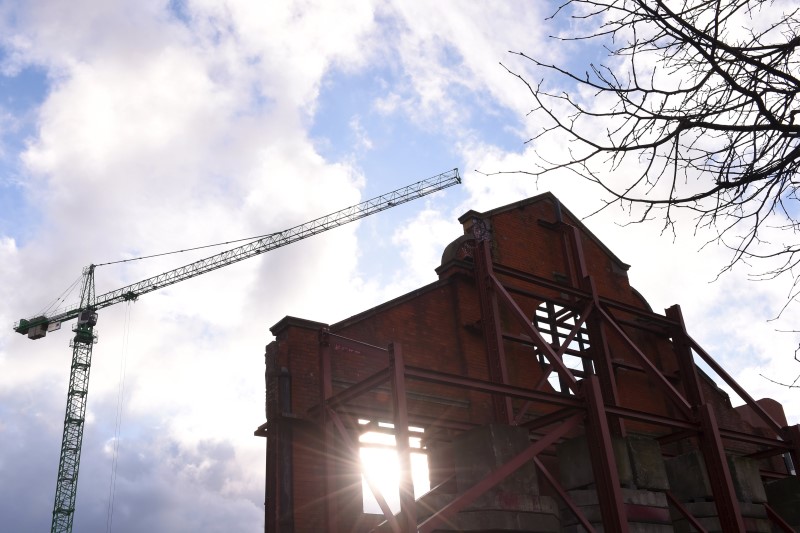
[533,301,593,394]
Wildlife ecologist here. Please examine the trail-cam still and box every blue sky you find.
[0,1,798,532]
[0,58,47,244]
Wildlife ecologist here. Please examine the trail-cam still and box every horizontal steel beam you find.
[320,331,389,359]
[309,367,390,416]
[404,366,584,410]
[418,413,582,533]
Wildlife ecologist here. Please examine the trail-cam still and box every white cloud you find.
[348,115,373,152]
[0,1,390,530]
[364,2,551,135]
[1,2,798,531]
[388,205,461,292]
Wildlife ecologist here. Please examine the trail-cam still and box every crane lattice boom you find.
[15,168,460,336]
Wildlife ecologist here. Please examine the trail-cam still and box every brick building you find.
[257,193,800,532]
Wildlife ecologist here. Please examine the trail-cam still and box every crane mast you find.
[51,266,97,533]
[13,169,460,533]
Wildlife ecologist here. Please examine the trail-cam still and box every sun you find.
[358,421,430,514]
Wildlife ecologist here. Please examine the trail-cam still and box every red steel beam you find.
[665,306,706,408]
[532,363,554,392]
[719,427,795,450]
[328,408,401,533]
[320,332,335,404]
[493,263,591,300]
[533,457,597,533]
[746,446,795,460]
[500,279,582,312]
[599,295,679,327]
[657,429,698,445]
[784,424,800,479]
[507,299,592,396]
[602,405,696,431]
[310,367,391,415]
[321,330,390,358]
[333,405,477,433]
[665,491,708,533]
[697,403,746,532]
[417,413,582,533]
[555,300,594,359]
[687,335,784,435]
[765,503,796,533]
[564,223,589,280]
[491,261,680,329]
[474,237,514,424]
[611,316,671,336]
[265,418,279,533]
[490,273,581,394]
[520,407,582,432]
[584,375,629,533]
[319,339,338,531]
[404,365,584,410]
[389,343,416,532]
[521,299,594,398]
[583,275,624,436]
[595,304,694,420]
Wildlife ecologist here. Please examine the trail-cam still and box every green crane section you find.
[51,266,97,533]
[13,168,461,533]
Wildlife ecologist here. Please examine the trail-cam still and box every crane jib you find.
[14,168,460,338]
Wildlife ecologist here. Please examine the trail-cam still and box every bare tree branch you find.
[500,0,800,386]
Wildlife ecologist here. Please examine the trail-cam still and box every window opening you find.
[358,420,430,514]
[533,301,593,394]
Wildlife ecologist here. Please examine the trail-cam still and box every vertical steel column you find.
[561,221,589,285]
[665,305,705,407]
[583,274,624,435]
[264,353,279,533]
[784,424,800,475]
[697,403,746,532]
[277,369,294,533]
[318,331,337,532]
[563,222,623,434]
[668,305,746,531]
[264,432,271,533]
[328,410,401,533]
[390,343,416,532]
[584,375,629,532]
[472,218,513,424]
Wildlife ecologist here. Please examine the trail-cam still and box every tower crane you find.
[13,169,461,533]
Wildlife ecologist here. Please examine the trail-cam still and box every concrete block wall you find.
[419,424,560,532]
[765,477,800,529]
[557,435,673,532]
[665,451,771,533]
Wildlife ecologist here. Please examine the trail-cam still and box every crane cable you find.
[94,234,270,267]
[105,302,133,533]
[37,273,83,317]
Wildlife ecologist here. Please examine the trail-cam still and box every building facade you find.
[257,193,800,532]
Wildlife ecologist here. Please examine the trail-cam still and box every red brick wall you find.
[263,195,788,532]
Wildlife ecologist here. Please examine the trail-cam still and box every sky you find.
[0,1,798,532]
